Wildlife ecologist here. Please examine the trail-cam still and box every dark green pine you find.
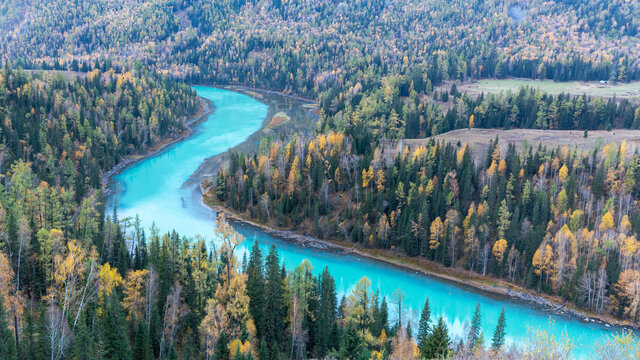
[491,307,507,351]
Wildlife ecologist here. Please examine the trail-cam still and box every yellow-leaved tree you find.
[122,269,149,321]
[492,239,508,262]
[429,217,444,250]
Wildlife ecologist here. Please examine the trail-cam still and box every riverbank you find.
[216,84,318,105]
[203,196,638,332]
[101,96,214,190]
[187,87,318,184]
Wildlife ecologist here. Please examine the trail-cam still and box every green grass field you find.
[454,79,640,100]
[404,128,640,157]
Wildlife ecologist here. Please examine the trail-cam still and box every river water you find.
[107,86,619,358]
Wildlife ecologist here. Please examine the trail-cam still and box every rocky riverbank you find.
[203,196,639,333]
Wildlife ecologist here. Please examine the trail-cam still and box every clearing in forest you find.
[444,79,640,101]
[405,128,640,156]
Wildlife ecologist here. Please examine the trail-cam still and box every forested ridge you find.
[4,0,640,85]
[5,0,640,144]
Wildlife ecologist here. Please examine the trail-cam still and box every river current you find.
[107,86,620,358]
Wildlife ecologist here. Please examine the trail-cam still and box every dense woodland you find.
[4,0,640,86]
[2,0,640,358]
[3,0,640,129]
[0,67,197,195]
[213,129,640,324]
[5,0,640,146]
[319,81,640,140]
[0,67,588,360]
[1,200,611,360]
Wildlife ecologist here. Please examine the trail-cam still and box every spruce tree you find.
[133,322,152,360]
[378,296,388,335]
[258,339,269,360]
[246,241,265,338]
[468,302,482,349]
[264,246,285,351]
[21,308,42,360]
[422,317,450,359]
[99,294,132,360]
[491,307,507,351]
[214,330,230,360]
[0,298,17,360]
[339,321,363,359]
[233,346,245,360]
[73,312,96,360]
[371,290,381,336]
[417,298,431,350]
[315,267,337,357]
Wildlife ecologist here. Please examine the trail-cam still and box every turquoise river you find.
[108,86,623,358]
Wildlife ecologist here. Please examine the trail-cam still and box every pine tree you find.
[491,307,507,351]
[214,330,230,360]
[422,317,450,359]
[315,267,337,357]
[417,298,431,350]
[258,339,269,360]
[339,321,363,359]
[264,246,285,351]
[99,294,132,360]
[0,298,17,360]
[247,241,265,338]
[468,302,482,348]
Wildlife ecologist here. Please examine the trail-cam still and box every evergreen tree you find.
[233,345,245,360]
[378,297,389,335]
[0,298,17,360]
[20,308,42,360]
[371,291,381,336]
[339,321,363,359]
[214,330,230,360]
[258,339,269,360]
[246,241,265,338]
[133,322,152,360]
[99,294,132,360]
[417,298,431,350]
[422,317,450,359]
[315,267,337,357]
[264,246,286,352]
[491,307,507,351]
[73,312,96,360]
[468,302,482,348]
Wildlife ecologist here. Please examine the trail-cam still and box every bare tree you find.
[145,266,159,331]
[391,287,406,330]
[46,300,72,360]
[160,282,188,358]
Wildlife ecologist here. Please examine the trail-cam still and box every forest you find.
[212,128,640,325]
[2,0,640,358]
[5,202,620,360]
[3,0,640,94]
